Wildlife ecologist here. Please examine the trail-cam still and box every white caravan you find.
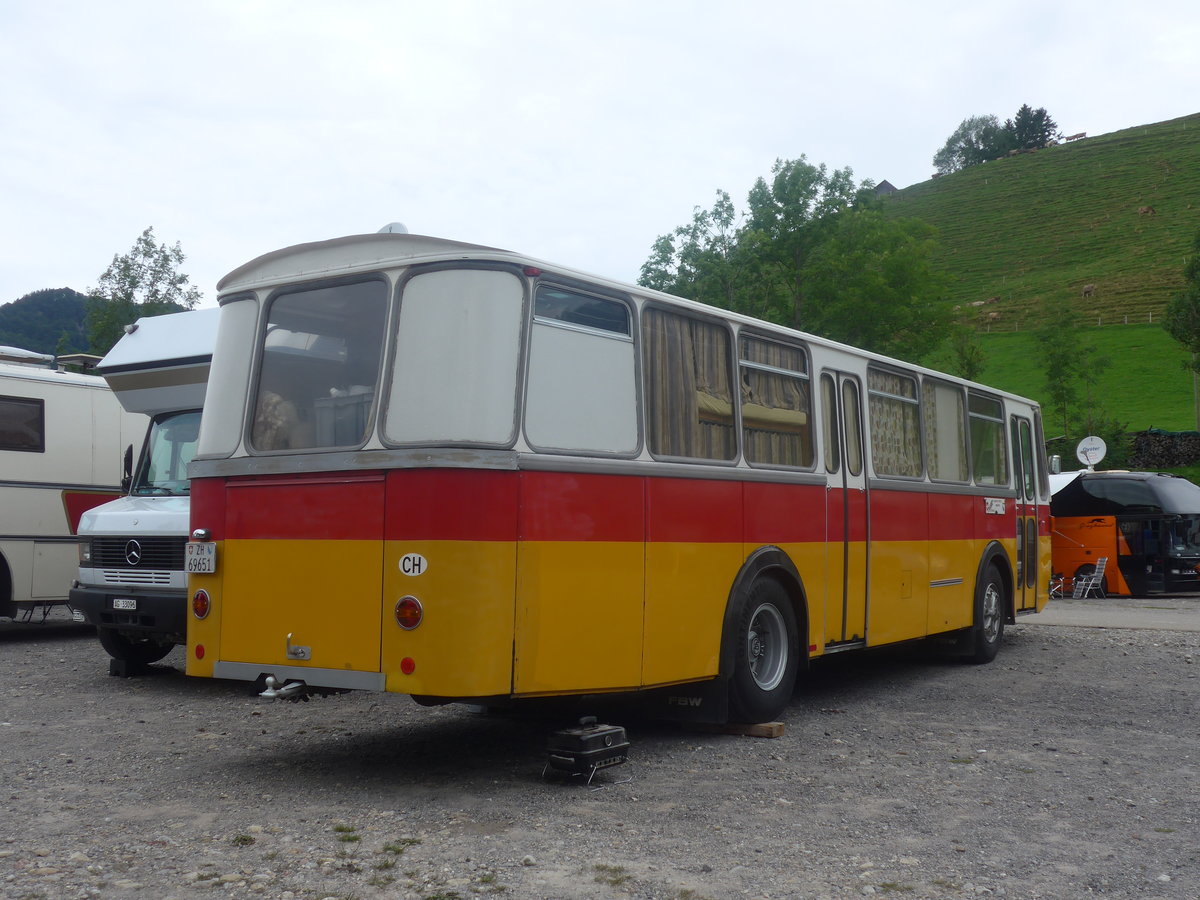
[0,347,145,620]
[71,309,217,667]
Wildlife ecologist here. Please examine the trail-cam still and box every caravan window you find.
[0,395,44,452]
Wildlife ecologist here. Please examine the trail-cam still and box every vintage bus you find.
[186,231,1051,723]
[1,348,146,620]
[1051,469,1200,596]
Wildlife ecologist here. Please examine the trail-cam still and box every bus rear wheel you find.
[727,578,798,723]
[967,564,1006,664]
[97,629,174,666]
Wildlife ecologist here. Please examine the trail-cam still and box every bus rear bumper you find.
[213,660,386,692]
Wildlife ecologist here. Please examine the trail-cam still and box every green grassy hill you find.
[885,113,1200,329]
[975,324,1195,434]
[882,113,1200,448]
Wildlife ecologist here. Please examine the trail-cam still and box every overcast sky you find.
[1,0,1197,310]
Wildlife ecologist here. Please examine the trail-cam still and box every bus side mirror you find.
[1049,454,1061,475]
[122,444,133,492]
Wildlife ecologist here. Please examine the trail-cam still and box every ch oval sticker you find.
[399,553,428,577]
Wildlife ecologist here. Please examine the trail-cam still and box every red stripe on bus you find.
[743,481,833,544]
[225,473,386,540]
[192,468,1036,545]
[518,472,644,542]
[386,469,519,542]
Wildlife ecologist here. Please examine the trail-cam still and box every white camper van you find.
[71,309,217,666]
[1,347,146,620]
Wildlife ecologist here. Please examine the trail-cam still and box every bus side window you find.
[643,309,736,461]
[868,368,921,478]
[922,378,969,482]
[526,286,637,454]
[968,392,1008,486]
[739,336,813,469]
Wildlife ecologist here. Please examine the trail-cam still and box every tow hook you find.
[259,675,308,701]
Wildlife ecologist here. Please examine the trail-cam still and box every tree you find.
[1164,229,1200,372]
[800,209,951,359]
[1036,293,1127,462]
[933,115,1009,175]
[640,157,952,364]
[0,288,89,354]
[932,105,1059,175]
[639,190,742,308]
[1008,104,1059,150]
[85,226,202,355]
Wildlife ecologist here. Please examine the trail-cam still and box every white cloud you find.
[1,0,1197,311]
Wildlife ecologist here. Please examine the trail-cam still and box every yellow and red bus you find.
[186,230,1051,723]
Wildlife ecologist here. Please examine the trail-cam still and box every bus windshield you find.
[133,409,201,496]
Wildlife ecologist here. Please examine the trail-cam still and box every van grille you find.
[91,537,186,571]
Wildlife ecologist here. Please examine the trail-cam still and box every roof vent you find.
[378,222,409,234]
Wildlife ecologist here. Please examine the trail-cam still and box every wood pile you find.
[1128,429,1200,468]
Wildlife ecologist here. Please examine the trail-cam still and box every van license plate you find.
[186,542,217,574]
[112,598,137,611]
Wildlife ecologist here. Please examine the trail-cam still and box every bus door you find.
[821,372,869,646]
[1010,415,1039,611]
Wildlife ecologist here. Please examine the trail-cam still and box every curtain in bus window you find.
[868,370,921,477]
[250,280,388,451]
[643,309,735,459]
[922,380,969,482]
[739,337,813,467]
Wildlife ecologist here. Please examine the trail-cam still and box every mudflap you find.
[635,678,729,724]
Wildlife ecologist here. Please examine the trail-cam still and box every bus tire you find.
[727,578,798,723]
[97,629,174,666]
[967,564,1006,664]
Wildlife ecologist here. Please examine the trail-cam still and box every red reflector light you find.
[394,595,423,630]
[401,657,416,675]
[192,589,211,619]
[195,644,205,660]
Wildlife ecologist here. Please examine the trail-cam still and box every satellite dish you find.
[377,222,409,234]
[1075,435,1107,469]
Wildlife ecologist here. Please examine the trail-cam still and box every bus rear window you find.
[250,279,388,451]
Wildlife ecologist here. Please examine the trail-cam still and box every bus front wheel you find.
[727,578,798,723]
[967,564,1006,664]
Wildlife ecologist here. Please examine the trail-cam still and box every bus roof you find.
[216,231,1041,407]
[1050,470,1200,516]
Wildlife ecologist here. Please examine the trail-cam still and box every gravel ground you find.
[1,612,1197,900]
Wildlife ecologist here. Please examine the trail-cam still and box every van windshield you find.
[133,409,202,496]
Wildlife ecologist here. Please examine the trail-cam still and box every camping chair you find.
[1048,573,1065,599]
[1071,557,1108,598]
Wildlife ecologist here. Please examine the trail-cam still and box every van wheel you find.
[97,629,173,665]
[727,579,798,723]
[967,564,1006,663]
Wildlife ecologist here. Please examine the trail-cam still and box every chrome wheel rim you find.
[982,582,1002,644]
[747,602,788,691]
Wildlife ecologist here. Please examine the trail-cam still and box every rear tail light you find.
[394,596,423,630]
[192,589,211,619]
